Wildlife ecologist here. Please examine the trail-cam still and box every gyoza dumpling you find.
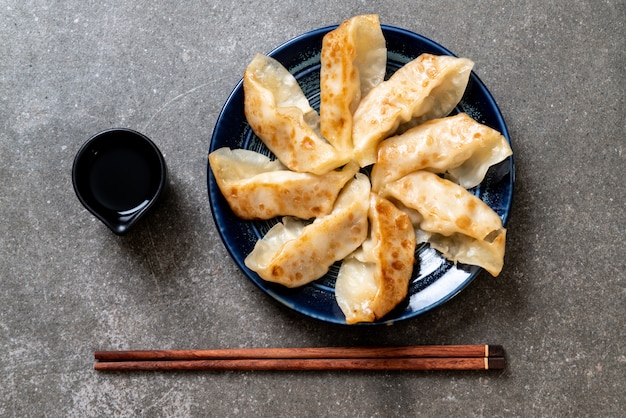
[335,194,416,324]
[320,14,386,155]
[371,113,513,191]
[244,174,370,287]
[379,171,506,276]
[209,147,360,219]
[352,54,474,166]
[243,53,350,175]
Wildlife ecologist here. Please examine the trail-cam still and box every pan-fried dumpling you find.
[371,113,513,191]
[244,174,370,287]
[243,53,350,175]
[320,14,386,155]
[209,147,360,219]
[352,54,474,166]
[379,171,506,276]
[335,194,416,324]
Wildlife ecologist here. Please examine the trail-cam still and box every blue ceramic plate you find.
[208,25,514,325]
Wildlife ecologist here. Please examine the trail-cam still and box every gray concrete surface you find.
[1,1,624,416]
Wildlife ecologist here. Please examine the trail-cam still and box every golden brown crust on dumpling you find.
[209,148,360,220]
[243,54,350,175]
[335,194,416,324]
[320,14,386,155]
[368,195,416,319]
[352,54,474,167]
[371,113,512,191]
[380,171,506,276]
[244,174,370,288]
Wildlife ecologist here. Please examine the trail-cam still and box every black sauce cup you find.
[72,128,167,235]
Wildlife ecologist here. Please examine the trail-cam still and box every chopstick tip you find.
[488,345,505,358]
[487,357,506,370]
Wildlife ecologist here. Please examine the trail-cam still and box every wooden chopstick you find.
[94,345,505,372]
[94,344,503,361]
[94,357,505,371]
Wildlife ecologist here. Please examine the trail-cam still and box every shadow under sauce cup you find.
[72,128,167,235]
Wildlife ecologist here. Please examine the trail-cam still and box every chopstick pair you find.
[94,344,505,372]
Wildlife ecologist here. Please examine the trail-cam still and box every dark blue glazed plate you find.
[208,25,514,325]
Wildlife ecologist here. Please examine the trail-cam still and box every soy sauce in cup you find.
[72,128,167,235]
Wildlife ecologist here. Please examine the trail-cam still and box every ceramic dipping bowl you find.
[72,128,167,235]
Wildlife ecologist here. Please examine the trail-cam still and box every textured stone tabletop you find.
[1,1,624,416]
